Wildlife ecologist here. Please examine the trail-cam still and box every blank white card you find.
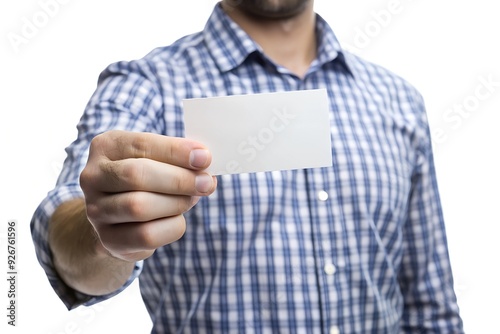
[183,89,332,175]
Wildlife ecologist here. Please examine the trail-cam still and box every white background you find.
[1,0,499,333]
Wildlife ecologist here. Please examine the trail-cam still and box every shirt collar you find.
[203,4,261,73]
[204,3,354,77]
[314,13,354,77]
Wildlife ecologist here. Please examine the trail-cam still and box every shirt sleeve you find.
[398,94,464,333]
[30,58,164,310]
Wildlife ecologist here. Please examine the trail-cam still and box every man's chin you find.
[224,0,311,21]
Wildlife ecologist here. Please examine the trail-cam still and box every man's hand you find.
[79,130,217,262]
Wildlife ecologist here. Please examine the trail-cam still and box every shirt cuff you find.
[30,184,143,310]
[78,261,143,308]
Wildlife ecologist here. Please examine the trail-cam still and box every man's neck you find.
[221,2,317,78]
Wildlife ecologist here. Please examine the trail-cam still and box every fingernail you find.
[195,173,213,193]
[189,149,209,168]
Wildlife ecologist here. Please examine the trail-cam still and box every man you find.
[31,0,464,332]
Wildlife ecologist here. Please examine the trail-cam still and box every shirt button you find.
[324,263,336,275]
[330,326,340,334]
[317,190,329,201]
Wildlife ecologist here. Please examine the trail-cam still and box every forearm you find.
[48,198,135,296]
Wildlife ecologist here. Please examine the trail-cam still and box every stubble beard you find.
[224,0,311,20]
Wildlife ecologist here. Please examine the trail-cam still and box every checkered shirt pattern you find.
[31,4,463,333]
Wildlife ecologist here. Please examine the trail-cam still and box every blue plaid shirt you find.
[31,4,463,333]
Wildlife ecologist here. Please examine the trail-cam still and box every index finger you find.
[90,130,211,170]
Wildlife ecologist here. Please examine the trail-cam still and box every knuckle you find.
[123,193,147,221]
[89,132,109,152]
[137,216,187,249]
[85,202,102,224]
[90,130,126,159]
[79,167,92,191]
[130,134,150,158]
[120,160,145,188]
[135,225,157,249]
[101,160,121,186]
